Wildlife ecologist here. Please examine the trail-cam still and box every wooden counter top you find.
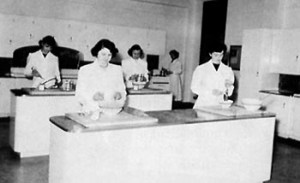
[50,106,275,133]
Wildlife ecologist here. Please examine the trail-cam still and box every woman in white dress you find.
[121,44,149,88]
[191,43,234,108]
[167,50,182,101]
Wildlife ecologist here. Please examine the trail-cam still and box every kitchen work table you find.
[49,106,276,183]
[9,88,171,158]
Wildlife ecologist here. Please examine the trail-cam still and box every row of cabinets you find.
[239,28,300,102]
[260,93,300,140]
[239,28,300,141]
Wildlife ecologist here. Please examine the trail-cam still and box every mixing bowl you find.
[242,98,262,111]
[219,100,233,108]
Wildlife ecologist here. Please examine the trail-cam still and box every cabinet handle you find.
[296,55,299,62]
[256,72,259,77]
[283,102,285,108]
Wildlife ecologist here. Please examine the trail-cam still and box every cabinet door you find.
[290,97,300,141]
[272,30,300,74]
[239,29,273,101]
[0,78,16,117]
[0,78,33,117]
[262,94,292,138]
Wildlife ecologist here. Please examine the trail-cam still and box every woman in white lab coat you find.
[167,50,182,101]
[191,43,234,108]
[76,39,126,115]
[24,35,61,88]
[122,44,149,88]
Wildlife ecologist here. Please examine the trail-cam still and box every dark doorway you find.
[199,0,228,65]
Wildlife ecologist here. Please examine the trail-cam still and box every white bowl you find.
[132,81,147,90]
[101,107,122,116]
[242,98,262,111]
[219,100,233,108]
[96,93,126,116]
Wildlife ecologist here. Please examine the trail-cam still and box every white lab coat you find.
[121,57,149,88]
[24,50,61,88]
[75,61,126,112]
[191,60,234,108]
[168,59,183,101]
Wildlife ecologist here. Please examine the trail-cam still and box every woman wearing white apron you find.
[121,44,149,88]
[24,35,61,88]
[191,43,234,108]
[167,50,182,101]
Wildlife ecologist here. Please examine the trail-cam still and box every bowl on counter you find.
[219,100,233,109]
[242,98,262,111]
[97,92,126,116]
[100,107,123,116]
[132,81,147,90]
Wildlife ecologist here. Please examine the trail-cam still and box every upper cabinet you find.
[271,29,300,75]
[238,29,279,101]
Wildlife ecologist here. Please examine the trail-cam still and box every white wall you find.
[225,0,286,46]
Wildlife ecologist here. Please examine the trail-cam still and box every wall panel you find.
[0,14,166,61]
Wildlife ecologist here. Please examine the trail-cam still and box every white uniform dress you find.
[191,60,234,108]
[121,57,149,88]
[24,50,61,88]
[168,59,183,101]
[76,61,126,112]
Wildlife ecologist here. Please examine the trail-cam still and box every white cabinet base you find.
[9,94,79,158]
[49,117,275,183]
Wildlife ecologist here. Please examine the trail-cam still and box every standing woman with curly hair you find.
[24,35,61,88]
[167,49,182,101]
[121,44,149,88]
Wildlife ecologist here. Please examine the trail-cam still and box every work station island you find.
[49,106,276,183]
[9,87,172,158]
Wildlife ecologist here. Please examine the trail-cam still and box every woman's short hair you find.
[169,50,179,59]
[38,35,57,48]
[91,39,119,57]
[127,44,144,59]
[208,42,227,53]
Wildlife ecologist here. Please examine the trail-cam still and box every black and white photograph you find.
[0,0,300,183]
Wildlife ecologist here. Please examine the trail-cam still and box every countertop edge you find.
[50,109,276,133]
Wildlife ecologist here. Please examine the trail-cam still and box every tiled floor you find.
[1,117,300,183]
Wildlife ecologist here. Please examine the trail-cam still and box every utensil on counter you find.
[38,77,56,90]
[40,77,56,85]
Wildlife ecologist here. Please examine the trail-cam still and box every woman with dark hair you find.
[24,35,61,88]
[121,44,149,88]
[166,49,182,101]
[191,43,234,108]
[75,39,126,118]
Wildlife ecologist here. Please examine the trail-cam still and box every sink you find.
[21,87,75,96]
